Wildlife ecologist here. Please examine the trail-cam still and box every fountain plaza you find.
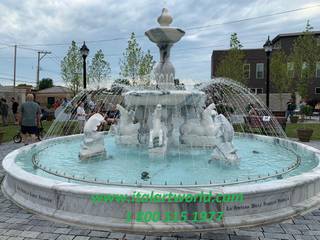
[1,8,320,235]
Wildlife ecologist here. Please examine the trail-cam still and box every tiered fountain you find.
[2,8,320,233]
[113,8,239,164]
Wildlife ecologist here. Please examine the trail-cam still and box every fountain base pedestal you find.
[115,135,139,145]
[79,150,106,160]
[79,132,107,160]
[180,135,217,148]
[79,113,107,160]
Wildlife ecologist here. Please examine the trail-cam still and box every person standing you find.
[286,98,296,119]
[0,98,9,126]
[62,97,68,107]
[11,97,19,124]
[19,94,41,145]
[76,102,86,133]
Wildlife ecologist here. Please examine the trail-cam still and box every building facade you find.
[35,86,73,108]
[211,31,320,101]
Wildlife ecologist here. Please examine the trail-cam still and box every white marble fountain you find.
[109,8,239,164]
[2,8,320,233]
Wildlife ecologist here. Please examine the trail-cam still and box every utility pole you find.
[36,51,51,88]
[13,45,17,92]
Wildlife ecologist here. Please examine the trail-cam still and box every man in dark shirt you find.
[106,104,120,124]
[286,98,296,119]
[0,98,8,126]
[11,97,19,124]
[19,94,41,145]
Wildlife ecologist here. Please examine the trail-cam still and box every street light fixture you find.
[80,41,89,89]
[263,36,272,108]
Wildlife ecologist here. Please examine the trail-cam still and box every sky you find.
[0,0,319,88]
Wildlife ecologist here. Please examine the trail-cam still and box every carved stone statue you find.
[200,103,220,136]
[170,110,183,146]
[79,113,106,160]
[149,104,168,155]
[114,104,140,145]
[211,109,240,166]
[179,103,219,147]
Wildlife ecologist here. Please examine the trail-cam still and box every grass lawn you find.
[1,121,320,143]
[0,121,53,143]
[286,123,320,140]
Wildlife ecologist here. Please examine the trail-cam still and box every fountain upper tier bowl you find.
[145,27,185,44]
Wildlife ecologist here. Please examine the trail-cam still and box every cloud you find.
[0,0,319,86]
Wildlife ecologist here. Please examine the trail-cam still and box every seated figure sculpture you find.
[114,104,140,145]
[149,104,168,156]
[79,113,106,160]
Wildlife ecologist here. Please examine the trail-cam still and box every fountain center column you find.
[145,8,185,89]
[154,43,175,89]
[158,43,172,63]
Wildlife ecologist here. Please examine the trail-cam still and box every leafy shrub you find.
[216,104,234,115]
[300,105,313,116]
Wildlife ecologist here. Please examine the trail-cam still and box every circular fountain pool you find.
[2,133,320,232]
[13,134,317,186]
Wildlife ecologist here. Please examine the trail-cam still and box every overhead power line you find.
[185,3,320,31]
[0,75,37,84]
[9,3,320,48]
[0,73,35,81]
[0,38,266,61]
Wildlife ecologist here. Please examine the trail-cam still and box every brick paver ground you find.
[1,141,320,240]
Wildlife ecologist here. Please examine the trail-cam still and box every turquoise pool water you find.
[15,135,318,186]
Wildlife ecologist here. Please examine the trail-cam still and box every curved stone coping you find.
[145,27,185,44]
[124,90,205,106]
[124,89,205,96]
[2,134,320,232]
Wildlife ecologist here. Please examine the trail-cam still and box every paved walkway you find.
[1,141,320,240]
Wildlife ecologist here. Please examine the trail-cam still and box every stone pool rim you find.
[2,133,320,233]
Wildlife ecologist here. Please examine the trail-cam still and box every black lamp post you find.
[80,41,89,89]
[263,36,272,108]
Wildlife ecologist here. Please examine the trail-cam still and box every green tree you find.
[38,78,53,90]
[230,33,243,49]
[17,84,32,87]
[119,32,143,85]
[290,20,319,99]
[216,33,246,84]
[138,50,156,85]
[270,50,289,109]
[119,32,155,85]
[61,41,82,95]
[88,49,111,89]
[110,78,131,94]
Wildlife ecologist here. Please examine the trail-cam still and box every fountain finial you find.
[157,8,173,26]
